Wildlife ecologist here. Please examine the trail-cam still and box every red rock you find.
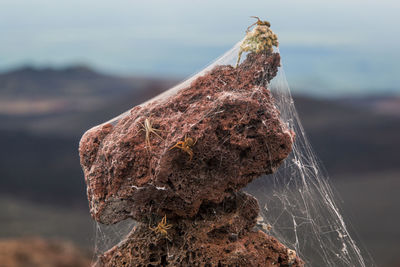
[80,50,302,264]
[79,52,294,224]
[96,192,304,267]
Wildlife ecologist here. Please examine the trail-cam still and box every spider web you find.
[90,40,374,266]
[244,59,375,266]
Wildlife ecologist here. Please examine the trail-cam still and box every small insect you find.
[169,135,197,161]
[236,16,278,68]
[256,215,272,232]
[149,215,173,241]
[138,118,164,151]
[247,16,271,32]
[287,249,297,264]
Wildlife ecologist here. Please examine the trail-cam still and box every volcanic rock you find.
[79,52,294,224]
[96,192,304,267]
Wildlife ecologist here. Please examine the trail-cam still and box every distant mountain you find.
[0,65,177,134]
[0,65,177,117]
[0,65,122,97]
[338,95,400,117]
[294,96,400,176]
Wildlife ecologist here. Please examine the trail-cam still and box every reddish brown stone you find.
[96,192,304,267]
[79,52,294,224]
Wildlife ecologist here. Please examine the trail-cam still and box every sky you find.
[1,0,400,96]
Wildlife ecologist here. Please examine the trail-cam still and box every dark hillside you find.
[294,96,400,176]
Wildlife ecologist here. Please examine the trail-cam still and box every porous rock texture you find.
[96,192,304,267]
[79,51,294,224]
[80,50,302,266]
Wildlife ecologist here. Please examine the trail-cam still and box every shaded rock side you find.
[96,192,304,267]
[79,51,294,224]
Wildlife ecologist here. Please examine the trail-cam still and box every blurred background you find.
[0,0,399,266]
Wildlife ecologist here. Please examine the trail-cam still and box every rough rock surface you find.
[79,52,294,224]
[96,192,304,267]
[80,50,302,265]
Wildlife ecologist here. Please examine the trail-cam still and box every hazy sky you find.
[1,0,400,96]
